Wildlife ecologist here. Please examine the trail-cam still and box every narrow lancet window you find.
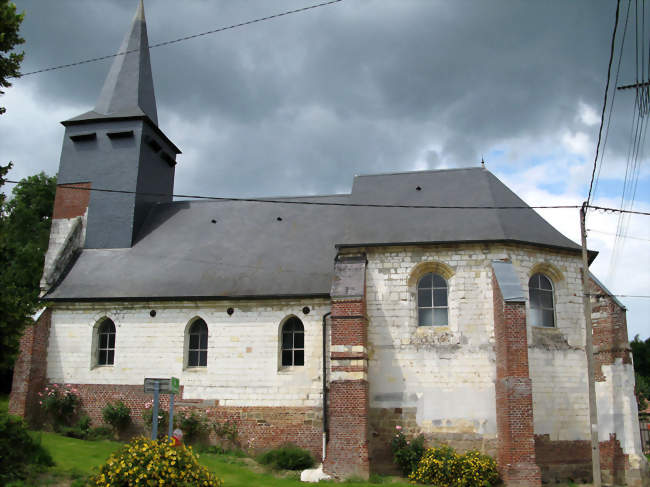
[97,318,116,365]
[188,319,208,367]
[281,317,304,366]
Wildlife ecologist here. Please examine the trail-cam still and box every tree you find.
[0,0,25,115]
[631,335,650,415]
[0,170,56,386]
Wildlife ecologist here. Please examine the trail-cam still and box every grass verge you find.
[17,431,412,486]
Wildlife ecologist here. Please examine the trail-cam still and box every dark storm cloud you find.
[5,0,630,197]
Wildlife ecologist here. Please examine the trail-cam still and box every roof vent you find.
[69,132,97,142]
[416,186,422,191]
[107,130,134,139]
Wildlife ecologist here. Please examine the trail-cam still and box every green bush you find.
[390,425,425,476]
[0,412,53,483]
[89,436,222,486]
[86,426,114,441]
[39,384,80,428]
[258,444,315,470]
[213,418,240,453]
[59,414,92,439]
[409,445,499,487]
[101,400,131,435]
[174,407,210,444]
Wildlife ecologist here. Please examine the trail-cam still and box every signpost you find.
[144,377,180,441]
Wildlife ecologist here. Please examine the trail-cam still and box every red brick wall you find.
[52,182,91,219]
[331,300,366,347]
[9,309,52,424]
[326,380,370,477]
[492,272,541,487]
[34,382,324,459]
[588,278,632,381]
[535,434,629,485]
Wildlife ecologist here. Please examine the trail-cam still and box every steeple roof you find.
[66,1,158,125]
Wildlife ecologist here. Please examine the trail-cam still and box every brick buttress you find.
[492,261,541,487]
[324,253,370,479]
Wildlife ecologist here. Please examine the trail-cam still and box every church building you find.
[9,3,648,485]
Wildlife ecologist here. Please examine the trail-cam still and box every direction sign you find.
[144,378,171,394]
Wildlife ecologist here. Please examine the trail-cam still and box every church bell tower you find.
[55,0,180,249]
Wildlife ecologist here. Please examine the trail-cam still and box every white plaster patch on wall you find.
[46,299,330,407]
[415,385,497,435]
[529,348,590,440]
[596,363,644,462]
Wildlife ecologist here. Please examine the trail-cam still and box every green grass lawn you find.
[30,432,412,486]
[0,394,8,414]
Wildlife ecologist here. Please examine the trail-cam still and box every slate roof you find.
[45,168,586,301]
[65,0,158,126]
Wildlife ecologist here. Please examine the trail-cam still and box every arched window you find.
[97,318,116,365]
[187,319,208,367]
[529,273,555,327]
[281,317,304,367]
[417,273,448,326]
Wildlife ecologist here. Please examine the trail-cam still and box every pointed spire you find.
[94,0,158,124]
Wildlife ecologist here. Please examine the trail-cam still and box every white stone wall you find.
[45,241,642,461]
[46,299,329,407]
[40,214,87,294]
[597,362,646,468]
[364,243,589,440]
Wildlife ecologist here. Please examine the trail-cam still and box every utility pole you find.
[580,202,601,487]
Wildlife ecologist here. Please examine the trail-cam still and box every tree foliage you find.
[0,168,56,378]
[0,0,25,115]
[631,335,650,414]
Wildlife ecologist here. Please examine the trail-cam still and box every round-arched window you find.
[188,319,208,367]
[529,273,555,327]
[417,273,448,326]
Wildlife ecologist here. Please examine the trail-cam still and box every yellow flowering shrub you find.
[409,445,499,487]
[89,436,223,487]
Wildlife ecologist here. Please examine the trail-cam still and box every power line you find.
[589,204,650,216]
[593,0,631,201]
[18,0,343,77]
[587,228,650,241]
[4,178,650,215]
[587,0,622,207]
[2,179,581,210]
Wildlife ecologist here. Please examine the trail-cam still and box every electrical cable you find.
[587,228,650,241]
[587,0,622,207]
[18,0,343,77]
[593,0,632,201]
[3,178,650,215]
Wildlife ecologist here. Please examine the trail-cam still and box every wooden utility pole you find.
[580,202,601,487]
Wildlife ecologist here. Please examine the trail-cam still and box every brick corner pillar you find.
[9,308,53,423]
[323,252,370,480]
[491,260,541,487]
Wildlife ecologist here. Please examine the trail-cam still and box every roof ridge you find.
[355,166,485,178]
[162,193,351,204]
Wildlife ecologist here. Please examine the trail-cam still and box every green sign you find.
[171,377,180,394]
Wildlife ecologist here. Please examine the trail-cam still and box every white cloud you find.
[578,101,600,126]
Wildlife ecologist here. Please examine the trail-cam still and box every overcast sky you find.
[1,0,648,339]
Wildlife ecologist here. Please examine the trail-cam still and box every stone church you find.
[9,3,648,485]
